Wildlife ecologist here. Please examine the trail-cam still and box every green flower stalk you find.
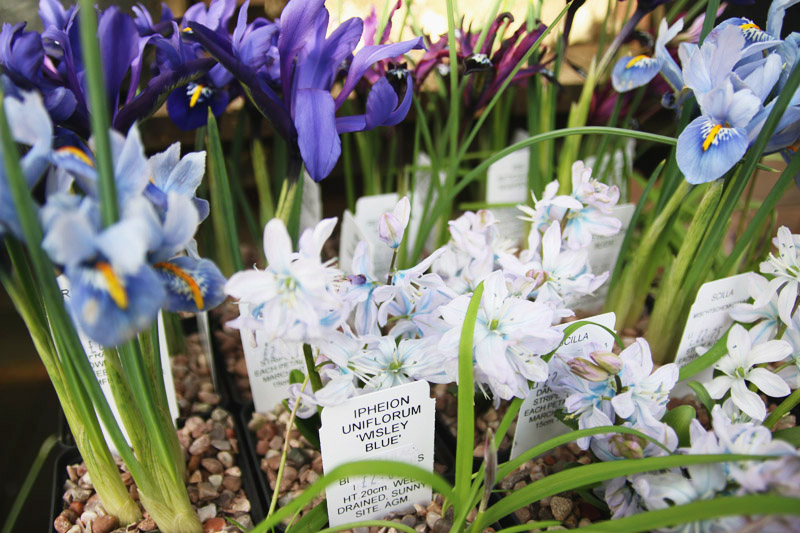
[647,179,723,364]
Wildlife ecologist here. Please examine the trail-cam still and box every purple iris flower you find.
[186,0,424,182]
[0,0,216,134]
[412,14,546,115]
[0,22,77,122]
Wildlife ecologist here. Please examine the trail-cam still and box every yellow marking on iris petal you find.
[155,261,205,310]
[626,55,651,69]
[182,26,193,33]
[739,23,761,31]
[56,146,94,167]
[189,84,204,108]
[703,124,723,152]
[96,261,128,310]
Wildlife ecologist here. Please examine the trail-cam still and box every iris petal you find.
[295,88,341,182]
[66,263,166,347]
[611,54,661,92]
[677,117,749,184]
[155,256,226,313]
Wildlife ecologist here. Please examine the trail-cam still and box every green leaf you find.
[495,522,561,533]
[77,0,117,226]
[456,282,485,505]
[570,495,800,532]
[250,460,454,532]
[688,381,715,414]
[678,329,730,382]
[764,387,800,430]
[281,399,321,449]
[289,369,306,385]
[484,454,778,525]
[773,426,800,447]
[1,434,59,533]
[720,153,800,276]
[496,425,673,485]
[206,108,244,276]
[286,500,329,532]
[662,405,696,447]
[554,408,579,430]
[409,126,677,262]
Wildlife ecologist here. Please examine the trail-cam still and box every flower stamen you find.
[96,261,128,310]
[155,261,205,310]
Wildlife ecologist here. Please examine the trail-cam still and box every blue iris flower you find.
[36,121,226,345]
[675,0,800,184]
[185,0,424,182]
[0,89,53,240]
[612,18,684,93]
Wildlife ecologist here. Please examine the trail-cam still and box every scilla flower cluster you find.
[544,225,800,531]
[226,161,619,408]
[0,89,226,347]
[611,0,800,184]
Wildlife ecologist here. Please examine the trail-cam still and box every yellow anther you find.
[703,124,723,152]
[56,146,94,167]
[155,261,205,310]
[96,261,128,310]
[189,84,204,108]
[625,55,651,69]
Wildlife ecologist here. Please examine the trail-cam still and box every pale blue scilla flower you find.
[705,324,791,421]
[777,315,800,388]
[343,241,382,336]
[729,273,781,344]
[226,217,346,343]
[361,335,451,391]
[757,226,800,327]
[548,351,616,449]
[378,195,410,250]
[549,338,677,449]
[438,270,561,401]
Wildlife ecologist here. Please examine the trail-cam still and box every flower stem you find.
[647,180,723,364]
[607,180,690,328]
[764,387,800,429]
[268,374,310,518]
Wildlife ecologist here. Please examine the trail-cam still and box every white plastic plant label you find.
[408,153,445,255]
[300,171,322,235]
[338,209,370,276]
[671,273,751,397]
[354,193,399,279]
[510,312,617,460]
[320,380,435,526]
[570,203,636,313]
[486,130,530,244]
[238,304,305,413]
[338,194,399,280]
[155,311,182,423]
